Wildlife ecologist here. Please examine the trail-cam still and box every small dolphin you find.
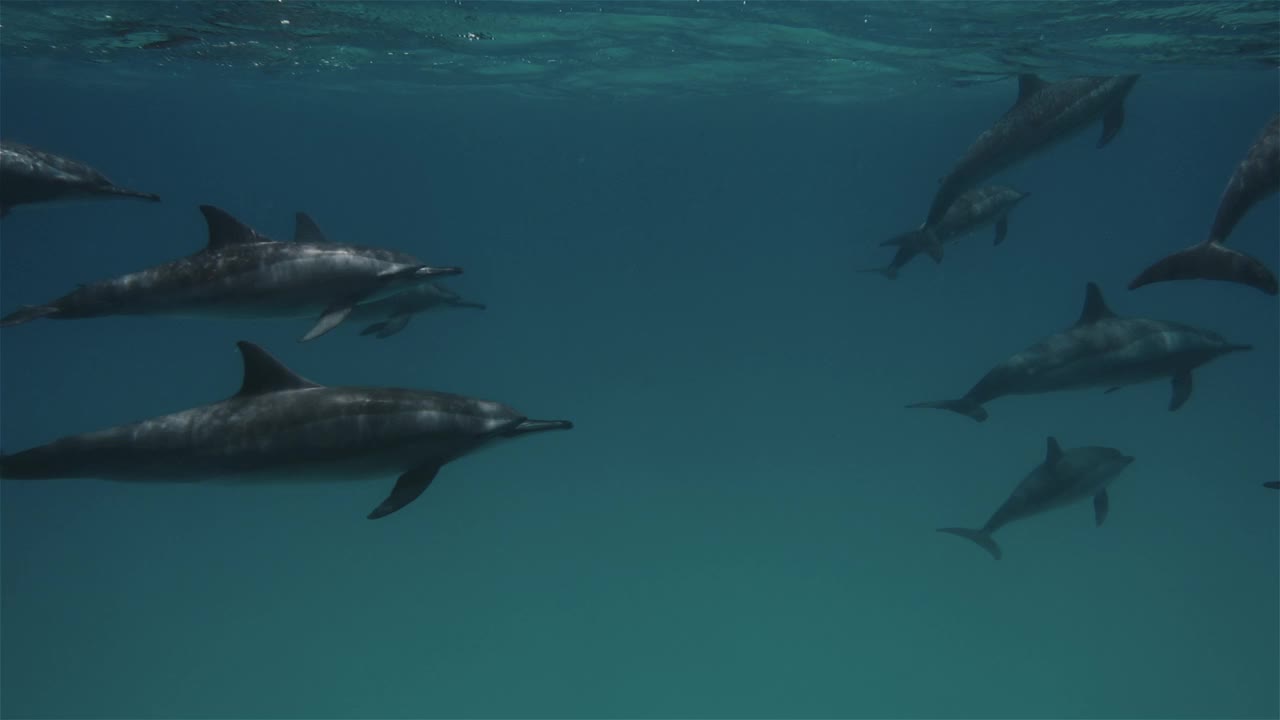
[0,205,461,342]
[938,436,1135,560]
[0,140,160,217]
[1129,113,1279,295]
[908,282,1250,421]
[923,73,1139,228]
[289,212,486,339]
[0,341,573,519]
[863,185,1031,279]
[1264,481,1279,490]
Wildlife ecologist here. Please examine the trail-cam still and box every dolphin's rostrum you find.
[0,341,573,519]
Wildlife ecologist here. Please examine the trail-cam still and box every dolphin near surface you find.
[863,185,1031,279]
[0,140,160,217]
[922,73,1139,229]
[0,205,462,341]
[1129,113,1280,296]
[908,282,1251,421]
[289,212,486,339]
[938,436,1135,560]
[0,341,573,520]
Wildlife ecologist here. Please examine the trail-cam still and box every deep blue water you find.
[1,61,1277,718]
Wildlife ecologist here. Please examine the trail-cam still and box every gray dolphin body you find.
[909,282,1250,421]
[1129,113,1280,295]
[923,73,1139,228]
[0,206,461,341]
[0,341,573,519]
[0,140,160,217]
[288,212,486,339]
[939,436,1135,560]
[866,185,1031,279]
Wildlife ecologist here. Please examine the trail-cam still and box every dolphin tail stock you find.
[907,397,989,422]
[880,227,944,263]
[0,304,58,327]
[1128,241,1279,296]
[937,527,1002,560]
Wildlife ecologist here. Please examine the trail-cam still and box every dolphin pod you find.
[0,341,573,520]
[0,140,161,217]
[1129,113,1280,296]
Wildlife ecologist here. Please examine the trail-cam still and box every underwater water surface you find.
[1,2,1277,718]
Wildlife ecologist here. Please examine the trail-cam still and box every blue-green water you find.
[1,3,1278,718]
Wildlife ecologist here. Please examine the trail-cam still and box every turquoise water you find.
[1,3,1278,718]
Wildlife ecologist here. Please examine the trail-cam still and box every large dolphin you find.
[863,185,1031,279]
[0,341,573,519]
[923,73,1139,228]
[0,140,160,217]
[1129,113,1279,295]
[290,212,486,339]
[938,436,1135,560]
[908,282,1250,421]
[0,205,461,341]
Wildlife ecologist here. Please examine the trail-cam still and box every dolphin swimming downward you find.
[922,73,1139,229]
[938,436,1135,560]
[1129,113,1280,295]
[908,282,1251,421]
[0,341,573,519]
[0,205,462,341]
[0,140,160,217]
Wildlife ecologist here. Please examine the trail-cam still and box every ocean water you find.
[1,3,1278,719]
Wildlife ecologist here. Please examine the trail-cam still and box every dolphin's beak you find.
[506,419,574,437]
[418,266,463,278]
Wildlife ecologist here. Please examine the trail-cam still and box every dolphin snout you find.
[418,266,463,278]
[507,419,574,437]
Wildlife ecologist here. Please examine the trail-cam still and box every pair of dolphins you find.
[866,73,1278,295]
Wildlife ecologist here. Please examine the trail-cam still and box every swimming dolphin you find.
[863,185,1031,279]
[289,212,486,339]
[0,140,160,217]
[0,205,462,342]
[1129,113,1279,295]
[1264,481,1280,490]
[923,73,1139,228]
[0,341,573,520]
[938,436,1135,560]
[908,282,1250,421]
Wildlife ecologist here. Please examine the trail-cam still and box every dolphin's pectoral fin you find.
[937,528,1002,560]
[1169,370,1193,411]
[368,464,441,519]
[300,301,357,342]
[994,217,1008,246]
[374,314,411,339]
[1099,103,1125,148]
[1093,490,1110,527]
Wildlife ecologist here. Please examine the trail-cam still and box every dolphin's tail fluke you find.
[881,227,943,263]
[907,397,988,422]
[937,527,1002,560]
[0,304,58,327]
[1129,241,1278,296]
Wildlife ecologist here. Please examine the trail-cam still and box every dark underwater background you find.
[1,4,1278,718]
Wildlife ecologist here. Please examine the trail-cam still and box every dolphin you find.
[938,436,1135,560]
[0,205,462,342]
[288,212,486,339]
[908,282,1251,421]
[863,185,1031,279]
[0,140,160,217]
[923,73,1139,228]
[1264,481,1279,490]
[1129,113,1279,295]
[0,341,573,519]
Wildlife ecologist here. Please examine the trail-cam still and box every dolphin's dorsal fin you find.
[294,212,330,244]
[233,341,321,397]
[200,205,271,251]
[1045,436,1064,466]
[1016,73,1048,105]
[1075,282,1116,326]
